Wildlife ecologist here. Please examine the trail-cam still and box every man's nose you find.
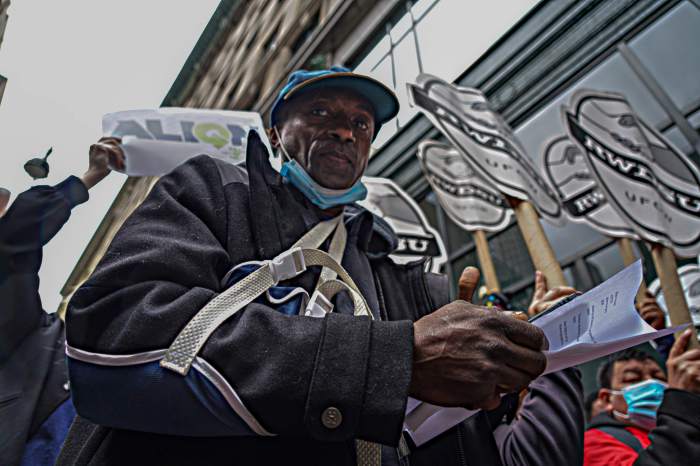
[329,123,356,144]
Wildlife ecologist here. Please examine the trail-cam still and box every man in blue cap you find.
[59,67,549,466]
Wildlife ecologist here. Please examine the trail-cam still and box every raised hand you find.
[82,137,125,189]
[667,328,700,394]
[528,270,577,317]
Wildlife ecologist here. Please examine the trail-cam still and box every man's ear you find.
[597,388,613,411]
[267,127,280,149]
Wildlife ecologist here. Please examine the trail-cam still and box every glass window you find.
[354,0,538,149]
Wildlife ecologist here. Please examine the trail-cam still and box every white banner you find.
[648,264,700,329]
[563,90,700,257]
[359,177,447,273]
[540,135,637,238]
[102,108,271,176]
[417,140,512,232]
[407,73,562,224]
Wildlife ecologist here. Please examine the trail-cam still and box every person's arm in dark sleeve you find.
[0,176,88,360]
[493,368,585,466]
[66,155,413,446]
[631,389,700,466]
[0,176,88,255]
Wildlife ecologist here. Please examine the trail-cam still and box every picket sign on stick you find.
[650,244,699,348]
[510,198,568,288]
[562,89,700,346]
[472,230,500,291]
[415,141,513,291]
[408,77,568,290]
[617,238,648,302]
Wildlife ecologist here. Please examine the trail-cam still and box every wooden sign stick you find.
[509,198,568,288]
[650,243,699,348]
[473,229,500,292]
[617,237,648,302]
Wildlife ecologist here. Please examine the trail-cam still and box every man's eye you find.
[311,108,328,117]
[354,119,369,131]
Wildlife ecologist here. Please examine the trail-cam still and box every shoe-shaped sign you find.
[540,135,637,239]
[407,73,562,225]
[564,90,700,257]
[359,177,447,273]
[417,140,512,232]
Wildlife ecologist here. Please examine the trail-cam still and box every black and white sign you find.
[417,140,512,232]
[648,264,700,330]
[564,90,700,257]
[541,135,637,238]
[359,177,447,273]
[407,73,562,224]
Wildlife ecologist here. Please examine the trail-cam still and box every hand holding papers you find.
[404,260,686,447]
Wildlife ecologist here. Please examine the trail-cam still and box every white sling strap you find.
[159,215,382,465]
[161,217,371,376]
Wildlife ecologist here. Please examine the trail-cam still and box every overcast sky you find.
[0,1,220,312]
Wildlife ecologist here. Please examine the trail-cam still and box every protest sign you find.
[103,108,271,176]
[359,177,447,273]
[541,135,636,238]
[408,73,567,287]
[563,90,700,257]
[417,140,511,290]
[649,263,700,333]
[407,73,562,224]
[417,140,511,232]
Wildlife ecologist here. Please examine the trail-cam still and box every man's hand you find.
[410,266,548,410]
[667,328,700,394]
[637,290,666,331]
[528,270,577,317]
[81,137,125,190]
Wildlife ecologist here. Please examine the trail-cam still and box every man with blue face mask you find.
[59,67,553,466]
[584,329,700,466]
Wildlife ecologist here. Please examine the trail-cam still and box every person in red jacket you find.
[584,329,700,466]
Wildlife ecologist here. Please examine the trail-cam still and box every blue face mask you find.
[612,379,667,431]
[280,159,367,210]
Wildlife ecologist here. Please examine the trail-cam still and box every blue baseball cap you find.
[269,66,399,139]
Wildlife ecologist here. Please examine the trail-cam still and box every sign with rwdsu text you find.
[540,135,637,238]
[417,140,512,232]
[564,90,700,257]
[103,108,270,176]
[359,177,447,273]
[407,73,562,225]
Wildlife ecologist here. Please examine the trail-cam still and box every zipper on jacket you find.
[456,425,468,466]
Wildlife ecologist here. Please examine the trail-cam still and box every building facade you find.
[61,0,700,335]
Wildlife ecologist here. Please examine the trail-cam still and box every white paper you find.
[404,260,687,447]
[102,108,272,176]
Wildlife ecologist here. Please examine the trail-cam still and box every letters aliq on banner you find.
[416,140,512,233]
[563,90,700,257]
[102,108,270,177]
[407,73,563,225]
